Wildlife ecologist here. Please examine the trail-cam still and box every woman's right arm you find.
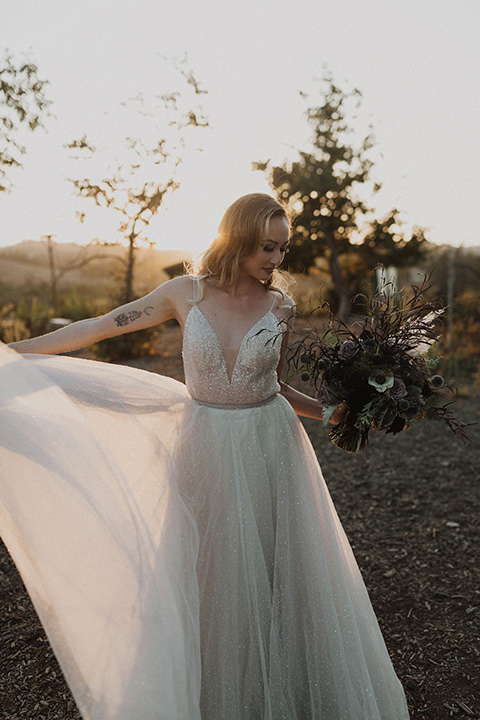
[8,279,182,355]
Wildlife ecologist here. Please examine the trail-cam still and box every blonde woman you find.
[0,194,410,719]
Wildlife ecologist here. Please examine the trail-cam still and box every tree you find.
[42,235,117,311]
[0,53,51,192]
[255,75,426,318]
[68,134,180,305]
[358,210,427,277]
[67,60,208,304]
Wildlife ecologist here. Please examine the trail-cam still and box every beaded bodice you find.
[182,303,282,405]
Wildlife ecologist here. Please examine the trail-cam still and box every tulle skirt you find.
[0,345,410,719]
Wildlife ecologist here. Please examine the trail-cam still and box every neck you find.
[224,274,268,298]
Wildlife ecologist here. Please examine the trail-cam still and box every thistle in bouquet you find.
[287,275,469,453]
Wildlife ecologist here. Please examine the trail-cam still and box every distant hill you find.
[0,240,189,295]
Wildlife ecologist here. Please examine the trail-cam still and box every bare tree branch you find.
[67,60,208,302]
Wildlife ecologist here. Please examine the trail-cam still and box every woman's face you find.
[240,215,290,282]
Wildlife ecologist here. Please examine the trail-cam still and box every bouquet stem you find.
[329,421,370,453]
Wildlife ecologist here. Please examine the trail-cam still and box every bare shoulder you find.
[153,275,196,325]
[271,290,296,316]
[158,275,194,300]
[280,294,296,311]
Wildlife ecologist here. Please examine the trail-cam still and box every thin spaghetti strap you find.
[192,277,199,305]
[268,289,281,312]
[189,276,200,306]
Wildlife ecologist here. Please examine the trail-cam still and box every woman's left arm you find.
[276,333,323,419]
[280,382,324,420]
[276,317,345,423]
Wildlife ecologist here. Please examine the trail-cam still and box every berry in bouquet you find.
[287,275,469,453]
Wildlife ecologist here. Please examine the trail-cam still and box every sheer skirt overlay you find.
[0,315,409,720]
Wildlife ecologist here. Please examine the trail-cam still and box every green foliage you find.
[359,211,427,271]
[92,327,161,362]
[16,295,54,337]
[0,304,29,343]
[440,349,479,379]
[425,247,480,387]
[432,246,480,296]
[0,52,51,192]
[56,285,111,322]
[0,292,54,342]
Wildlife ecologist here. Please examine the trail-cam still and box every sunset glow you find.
[1,0,479,255]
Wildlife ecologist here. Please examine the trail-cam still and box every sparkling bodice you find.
[182,304,282,405]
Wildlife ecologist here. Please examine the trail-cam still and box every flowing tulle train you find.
[0,347,202,719]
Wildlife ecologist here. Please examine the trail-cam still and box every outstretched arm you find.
[9,281,178,355]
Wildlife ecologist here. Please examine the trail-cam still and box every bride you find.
[0,193,410,719]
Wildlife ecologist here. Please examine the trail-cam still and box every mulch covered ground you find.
[1,324,479,719]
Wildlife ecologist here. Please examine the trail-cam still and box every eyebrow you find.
[263,238,290,246]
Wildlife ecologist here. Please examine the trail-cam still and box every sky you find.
[1,0,479,256]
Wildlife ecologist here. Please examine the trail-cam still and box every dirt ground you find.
[1,324,479,719]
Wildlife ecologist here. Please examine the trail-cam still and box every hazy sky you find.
[1,0,479,254]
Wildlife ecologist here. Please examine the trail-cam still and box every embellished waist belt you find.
[194,394,278,410]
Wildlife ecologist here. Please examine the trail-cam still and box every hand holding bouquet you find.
[288,276,468,453]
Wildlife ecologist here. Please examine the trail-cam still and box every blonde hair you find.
[187,193,294,296]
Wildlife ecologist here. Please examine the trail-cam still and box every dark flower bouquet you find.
[287,276,468,453]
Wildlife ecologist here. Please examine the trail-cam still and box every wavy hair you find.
[187,193,294,296]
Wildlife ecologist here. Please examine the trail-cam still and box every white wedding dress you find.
[0,286,410,719]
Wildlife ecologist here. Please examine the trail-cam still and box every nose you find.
[271,247,283,267]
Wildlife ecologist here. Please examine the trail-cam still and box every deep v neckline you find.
[187,305,277,384]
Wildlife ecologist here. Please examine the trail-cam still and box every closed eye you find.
[262,244,290,253]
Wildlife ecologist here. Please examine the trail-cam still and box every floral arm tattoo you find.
[113,306,154,328]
